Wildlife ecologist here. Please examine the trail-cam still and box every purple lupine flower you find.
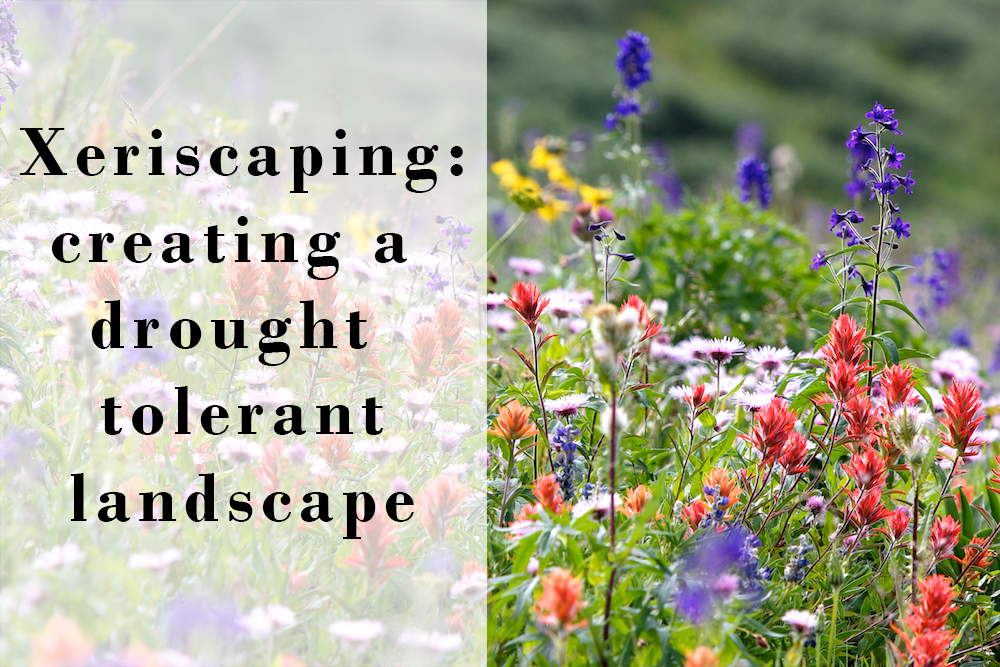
[990,340,1000,375]
[810,251,828,271]
[736,157,771,208]
[845,177,869,199]
[615,31,652,91]
[165,597,241,649]
[948,327,972,349]
[0,428,39,473]
[438,216,473,252]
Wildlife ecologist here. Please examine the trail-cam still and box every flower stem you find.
[827,586,839,667]
[911,474,920,603]
[603,391,618,643]
[486,211,527,261]
[531,328,552,476]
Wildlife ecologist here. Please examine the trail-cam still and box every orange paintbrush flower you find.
[416,474,469,542]
[619,484,663,520]
[488,399,539,444]
[684,647,719,667]
[843,445,887,490]
[954,536,994,577]
[30,615,93,667]
[532,473,566,515]
[535,567,586,630]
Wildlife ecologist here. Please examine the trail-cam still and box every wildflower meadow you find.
[486,28,1000,667]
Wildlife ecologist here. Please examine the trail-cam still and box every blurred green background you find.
[488,0,1000,265]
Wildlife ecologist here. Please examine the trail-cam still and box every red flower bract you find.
[819,314,869,368]
[619,294,661,342]
[843,445,887,490]
[938,381,984,458]
[741,397,796,466]
[505,281,550,332]
[929,516,961,561]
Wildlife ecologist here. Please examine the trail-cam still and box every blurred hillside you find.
[488,0,1000,261]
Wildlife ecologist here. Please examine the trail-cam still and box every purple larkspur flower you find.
[736,157,771,208]
[884,144,905,169]
[948,327,972,349]
[810,251,828,271]
[735,121,766,159]
[615,30,652,91]
[889,216,910,239]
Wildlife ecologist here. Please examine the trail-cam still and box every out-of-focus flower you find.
[127,548,182,571]
[328,619,385,648]
[396,630,463,654]
[746,346,794,375]
[30,615,93,667]
[450,561,488,599]
[782,609,818,638]
[545,393,591,419]
[620,295,662,342]
[736,157,771,208]
[619,484,662,520]
[929,516,962,561]
[931,349,980,387]
[684,646,718,667]
[507,256,545,277]
[238,604,296,637]
[615,30,652,91]
[416,474,469,542]
[535,567,586,630]
[268,99,299,127]
[32,542,84,570]
[434,421,471,452]
[217,437,264,465]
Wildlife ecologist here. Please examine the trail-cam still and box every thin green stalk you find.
[827,586,839,667]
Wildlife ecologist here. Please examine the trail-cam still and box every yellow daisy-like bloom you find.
[537,197,571,223]
[491,159,527,191]
[530,141,577,190]
[579,184,613,207]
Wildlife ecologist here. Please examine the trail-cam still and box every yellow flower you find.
[491,160,529,191]
[579,184,613,207]
[537,197,571,223]
[345,210,379,254]
[530,140,577,190]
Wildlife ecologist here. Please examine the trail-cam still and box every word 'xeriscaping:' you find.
[19,127,464,193]
[71,473,412,532]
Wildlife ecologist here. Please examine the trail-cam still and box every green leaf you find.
[878,299,925,330]
[898,347,933,361]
